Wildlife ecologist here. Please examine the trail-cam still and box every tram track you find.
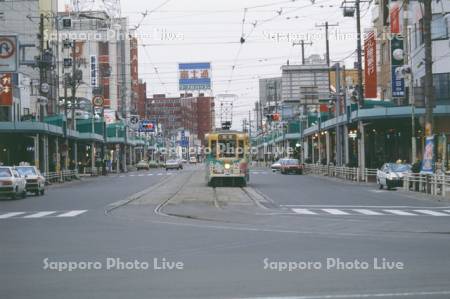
[153,170,197,216]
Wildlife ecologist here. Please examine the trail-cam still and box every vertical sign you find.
[130,37,139,111]
[90,55,97,87]
[421,136,435,174]
[390,2,401,34]
[391,36,405,98]
[178,62,211,91]
[364,31,377,98]
[0,73,12,106]
[0,35,18,72]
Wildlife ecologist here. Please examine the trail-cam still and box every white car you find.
[377,163,412,190]
[189,157,197,164]
[165,159,182,170]
[271,159,283,172]
[0,167,27,199]
[16,165,46,196]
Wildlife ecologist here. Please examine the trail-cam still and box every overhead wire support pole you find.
[315,22,338,92]
[423,0,434,137]
[293,40,313,65]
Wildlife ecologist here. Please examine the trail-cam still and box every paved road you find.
[1,165,450,299]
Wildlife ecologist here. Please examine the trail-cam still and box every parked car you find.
[148,160,159,168]
[271,159,283,172]
[0,167,27,199]
[377,163,412,190]
[136,160,150,170]
[189,157,197,164]
[165,159,182,170]
[15,165,46,196]
[280,159,304,174]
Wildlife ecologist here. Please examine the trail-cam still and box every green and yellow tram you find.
[205,131,250,187]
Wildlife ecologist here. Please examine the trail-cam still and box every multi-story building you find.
[136,80,147,119]
[145,94,214,144]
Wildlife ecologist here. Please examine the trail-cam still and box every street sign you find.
[0,36,18,73]
[92,95,104,107]
[139,120,156,132]
[178,62,211,91]
[0,73,12,106]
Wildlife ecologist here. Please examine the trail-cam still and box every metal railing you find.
[304,164,450,199]
[44,170,79,184]
[304,164,377,183]
[403,173,450,197]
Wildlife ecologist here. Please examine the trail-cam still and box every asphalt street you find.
[1,165,450,299]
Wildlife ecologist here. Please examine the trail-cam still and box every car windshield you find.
[0,168,12,177]
[388,164,411,172]
[285,159,299,165]
[16,167,37,176]
[167,160,177,163]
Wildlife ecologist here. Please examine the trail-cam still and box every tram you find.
[205,131,250,187]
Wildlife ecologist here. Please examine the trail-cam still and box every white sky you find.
[64,0,373,130]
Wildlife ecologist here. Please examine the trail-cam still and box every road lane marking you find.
[292,208,317,215]
[383,209,417,216]
[413,209,450,216]
[147,173,153,176]
[0,212,26,219]
[322,209,349,215]
[352,209,384,215]
[24,211,56,218]
[236,290,450,298]
[56,210,88,217]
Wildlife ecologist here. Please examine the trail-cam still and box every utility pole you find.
[423,0,434,137]
[335,62,342,166]
[355,0,364,108]
[316,22,338,91]
[71,41,76,131]
[293,40,313,64]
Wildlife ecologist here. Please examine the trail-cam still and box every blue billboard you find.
[178,62,211,91]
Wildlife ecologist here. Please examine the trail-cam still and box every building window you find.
[433,73,450,102]
[431,14,448,40]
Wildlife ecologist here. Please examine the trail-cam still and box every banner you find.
[390,2,401,34]
[420,136,435,174]
[364,31,377,98]
[178,62,211,91]
[391,36,405,98]
[0,73,12,106]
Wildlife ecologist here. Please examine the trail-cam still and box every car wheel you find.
[35,191,40,196]
[40,189,45,196]
[22,190,27,199]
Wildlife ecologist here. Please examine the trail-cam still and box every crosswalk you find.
[250,171,269,175]
[0,210,87,219]
[290,207,450,217]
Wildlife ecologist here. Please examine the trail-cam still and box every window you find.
[431,14,448,40]
[433,73,450,102]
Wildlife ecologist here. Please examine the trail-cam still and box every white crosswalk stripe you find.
[413,210,450,216]
[24,211,56,218]
[292,208,317,215]
[290,207,450,217]
[0,212,26,219]
[56,210,88,217]
[352,209,384,215]
[383,209,417,216]
[0,210,88,219]
[322,209,349,215]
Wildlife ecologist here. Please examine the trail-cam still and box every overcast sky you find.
[64,0,372,130]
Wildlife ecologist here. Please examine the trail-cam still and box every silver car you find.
[0,167,27,199]
[377,163,412,190]
[165,159,182,170]
[16,166,46,196]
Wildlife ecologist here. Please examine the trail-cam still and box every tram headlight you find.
[224,163,231,170]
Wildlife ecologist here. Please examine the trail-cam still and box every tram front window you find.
[218,135,237,158]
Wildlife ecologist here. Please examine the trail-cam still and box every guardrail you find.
[44,170,79,184]
[403,173,450,197]
[304,164,368,182]
[304,164,450,199]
